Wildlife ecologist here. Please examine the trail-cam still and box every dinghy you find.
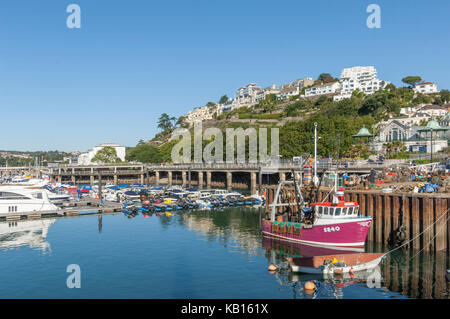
[290,253,385,275]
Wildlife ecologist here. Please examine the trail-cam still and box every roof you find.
[416,82,436,86]
[416,120,448,131]
[352,126,374,137]
[310,202,359,207]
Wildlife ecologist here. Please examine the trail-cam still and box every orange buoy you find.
[304,281,316,295]
[268,264,277,272]
[304,281,316,291]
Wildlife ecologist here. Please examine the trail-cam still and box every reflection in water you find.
[263,236,449,299]
[380,249,449,299]
[179,208,262,255]
[0,208,446,299]
[261,236,388,299]
[0,219,56,252]
[174,208,449,299]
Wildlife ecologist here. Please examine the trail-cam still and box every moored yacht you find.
[0,186,59,214]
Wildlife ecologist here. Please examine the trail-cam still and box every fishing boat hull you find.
[261,218,372,248]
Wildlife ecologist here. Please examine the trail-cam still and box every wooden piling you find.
[383,195,391,244]
[402,195,410,243]
[367,194,374,242]
[392,195,400,231]
[411,197,420,251]
[422,197,432,252]
[375,194,383,244]
[434,198,447,252]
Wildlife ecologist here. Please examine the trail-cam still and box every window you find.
[342,207,347,215]
[355,207,360,215]
[323,207,328,215]
[335,208,341,216]
[318,206,323,215]
[348,207,354,215]
[32,192,43,199]
[0,192,30,200]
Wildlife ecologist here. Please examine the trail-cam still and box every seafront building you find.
[78,143,126,165]
[370,119,449,153]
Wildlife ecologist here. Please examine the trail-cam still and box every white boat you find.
[289,253,385,274]
[0,186,59,214]
[3,177,49,188]
[0,219,56,251]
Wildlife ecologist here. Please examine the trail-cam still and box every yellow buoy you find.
[268,264,277,272]
[165,212,173,217]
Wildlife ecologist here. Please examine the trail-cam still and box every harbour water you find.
[0,208,448,299]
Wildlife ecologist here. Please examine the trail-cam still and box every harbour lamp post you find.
[313,122,319,186]
[430,128,433,163]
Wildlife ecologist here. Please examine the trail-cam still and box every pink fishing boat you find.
[262,177,372,248]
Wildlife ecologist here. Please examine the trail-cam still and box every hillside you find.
[126,85,450,164]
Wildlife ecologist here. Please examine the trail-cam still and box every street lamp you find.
[430,128,433,163]
[313,122,320,186]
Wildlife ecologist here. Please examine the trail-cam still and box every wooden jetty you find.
[265,186,450,253]
[0,199,123,222]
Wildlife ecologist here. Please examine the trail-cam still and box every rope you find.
[383,206,450,258]
[409,210,450,260]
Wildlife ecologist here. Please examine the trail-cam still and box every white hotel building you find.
[304,66,388,101]
[413,82,439,94]
[338,66,387,96]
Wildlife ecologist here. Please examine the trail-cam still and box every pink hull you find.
[262,236,365,257]
[261,218,371,247]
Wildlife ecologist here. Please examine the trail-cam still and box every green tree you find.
[219,95,229,104]
[317,73,334,83]
[126,144,162,163]
[402,76,422,88]
[158,113,176,132]
[92,146,121,163]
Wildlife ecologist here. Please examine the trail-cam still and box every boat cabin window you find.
[32,192,43,199]
[348,207,354,215]
[335,207,341,216]
[317,206,323,215]
[323,207,328,215]
[0,192,30,200]
[355,207,360,215]
[342,207,347,216]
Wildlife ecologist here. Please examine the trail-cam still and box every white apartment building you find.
[334,66,388,101]
[234,83,263,107]
[414,82,439,94]
[185,105,218,124]
[78,143,126,165]
[305,81,341,97]
[263,84,281,99]
[277,78,314,100]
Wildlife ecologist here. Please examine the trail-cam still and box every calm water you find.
[0,208,448,299]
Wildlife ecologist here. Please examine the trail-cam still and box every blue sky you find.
[0,0,449,152]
